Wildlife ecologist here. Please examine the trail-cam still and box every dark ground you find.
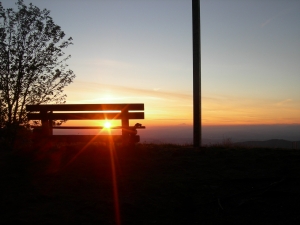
[1,143,300,225]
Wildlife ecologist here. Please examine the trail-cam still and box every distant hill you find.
[234,139,300,149]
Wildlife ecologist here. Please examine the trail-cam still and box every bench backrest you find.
[26,104,144,120]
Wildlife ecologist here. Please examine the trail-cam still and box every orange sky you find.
[63,80,300,127]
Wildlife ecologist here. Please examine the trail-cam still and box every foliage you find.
[0,0,75,132]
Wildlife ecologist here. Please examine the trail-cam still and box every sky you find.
[2,0,300,142]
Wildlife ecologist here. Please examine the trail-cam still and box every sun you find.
[104,121,112,129]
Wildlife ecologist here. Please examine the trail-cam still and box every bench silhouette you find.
[26,104,145,145]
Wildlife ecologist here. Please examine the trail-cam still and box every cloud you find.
[275,99,293,106]
[84,58,135,69]
[70,80,192,100]
[261,7,293,28]
[261,17,275,27]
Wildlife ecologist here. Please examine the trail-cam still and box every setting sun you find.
[104,121,112,129]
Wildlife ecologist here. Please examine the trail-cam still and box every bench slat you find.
[26,104,144,111]
[44,135,140,143]
[31,126,146,129]
[27,112,144,120]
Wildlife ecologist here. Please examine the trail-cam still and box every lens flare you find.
[104,121,111,129]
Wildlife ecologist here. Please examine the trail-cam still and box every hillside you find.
[235,139,300,149]
[1,144,300,224]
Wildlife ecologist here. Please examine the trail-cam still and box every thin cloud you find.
[71,80,192,100]
[275,99,293,106]
[84,58,135,68]
[261,7,294,28]
[261,17,274,27]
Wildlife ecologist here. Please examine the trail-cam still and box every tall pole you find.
[192,0,201,147]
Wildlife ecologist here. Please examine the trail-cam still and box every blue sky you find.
[2,0,300,127]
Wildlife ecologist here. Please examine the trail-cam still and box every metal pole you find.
[192,0,201,147]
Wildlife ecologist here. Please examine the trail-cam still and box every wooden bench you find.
[26,104,145,146]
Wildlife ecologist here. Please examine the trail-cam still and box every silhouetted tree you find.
[0,0,75,142]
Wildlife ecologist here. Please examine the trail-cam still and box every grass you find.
[1,142,300,224]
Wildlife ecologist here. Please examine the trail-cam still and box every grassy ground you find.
[1,143,300,224]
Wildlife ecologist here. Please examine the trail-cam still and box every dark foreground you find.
[1,144,300,225]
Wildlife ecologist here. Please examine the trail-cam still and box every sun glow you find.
[104,121,112,129]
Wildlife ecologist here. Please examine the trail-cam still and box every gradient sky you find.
[3,0,300,127]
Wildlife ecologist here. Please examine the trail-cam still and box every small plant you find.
[210,137,233,148]
[222,137,233,147]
